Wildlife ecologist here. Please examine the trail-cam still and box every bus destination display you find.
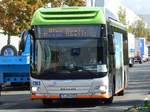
[37,25,100,38]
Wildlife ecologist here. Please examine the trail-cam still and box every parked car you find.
[134,56,142,64]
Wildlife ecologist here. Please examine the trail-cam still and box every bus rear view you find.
[30,7,128,105]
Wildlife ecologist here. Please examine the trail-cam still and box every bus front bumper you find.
[31,93,110,100]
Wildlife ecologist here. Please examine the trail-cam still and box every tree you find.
[0,0,85,45]
[117,6,150,41]
[144,28,150,41]
[128,19,150,41]
[128,19,146,37]
[0,0,44,44]
[27,0,43,12]
[65,0,85,6]
[0,0,32,44]
[117,6,126,25]
[42,0,85,7]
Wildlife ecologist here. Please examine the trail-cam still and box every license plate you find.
[60,93,77,98]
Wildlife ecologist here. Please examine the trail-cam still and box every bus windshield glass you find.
[32,25,107,79]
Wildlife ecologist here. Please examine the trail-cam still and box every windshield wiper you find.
[71,66,96,75]
[44,66,96,75]
[42,66,73,74]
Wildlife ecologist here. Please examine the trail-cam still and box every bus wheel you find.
[42,99,53,106]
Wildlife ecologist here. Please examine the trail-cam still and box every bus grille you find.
[40,10,98,20]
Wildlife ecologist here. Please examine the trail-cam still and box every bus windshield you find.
[32,25,107,79]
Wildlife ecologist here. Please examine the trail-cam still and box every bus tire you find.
[1,45,17,56]
[42,99,53,106]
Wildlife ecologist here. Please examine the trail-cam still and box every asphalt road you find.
[0,63,150,112]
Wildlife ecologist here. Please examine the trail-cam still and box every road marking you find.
[130,69,150,72]
[1,91,30,95]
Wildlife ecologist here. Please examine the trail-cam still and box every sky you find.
[119,0,150,15]
[104,0,140,24]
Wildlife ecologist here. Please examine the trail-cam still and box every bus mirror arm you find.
[108,34,115,55]
[28,29,35,39]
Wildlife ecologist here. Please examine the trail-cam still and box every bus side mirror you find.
[108,34,115,55]
[18,31,27,54]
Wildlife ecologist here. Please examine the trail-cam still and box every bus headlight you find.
[32,87,38,92]
[99,85,107,94]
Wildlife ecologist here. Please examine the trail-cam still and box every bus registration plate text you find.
[60,93,77,98]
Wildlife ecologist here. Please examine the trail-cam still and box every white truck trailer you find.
[128,33,135,67]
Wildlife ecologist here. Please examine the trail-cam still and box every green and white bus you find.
[30,7,128,105]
